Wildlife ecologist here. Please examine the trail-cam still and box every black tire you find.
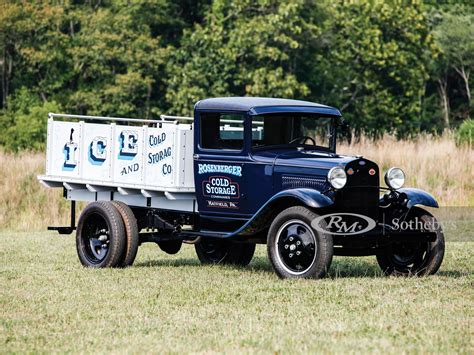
[376,207,445,276]
[195,239,256,266]
[76,201,126,268]
[158,240,182,255]
[267,206,333,279]
[111,201,139,267]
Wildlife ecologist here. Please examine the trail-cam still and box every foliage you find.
[165,0,318,115]
[0,1,473,150]
[0,88,61,151]
[433,9,473,123]
[313,2,434,137]
[455,119,474,147]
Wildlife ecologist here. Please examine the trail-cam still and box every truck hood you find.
[273,150,358,169]
[257,149,381,202]
[252,149,359,170]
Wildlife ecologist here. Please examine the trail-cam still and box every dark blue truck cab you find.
[43,97,445,279]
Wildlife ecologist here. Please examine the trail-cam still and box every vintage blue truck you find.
[39,97,445,278]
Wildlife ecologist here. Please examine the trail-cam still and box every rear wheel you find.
[267,206,333,279]
[76,202,125,268]
[376,207,445,276]
[111,201,139,267]
[195,239,256,266]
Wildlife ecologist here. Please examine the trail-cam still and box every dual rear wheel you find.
[76,201,139,268]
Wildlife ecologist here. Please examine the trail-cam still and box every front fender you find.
[271,188,334,209]
[398,188,439,208]
[227,188,333,237]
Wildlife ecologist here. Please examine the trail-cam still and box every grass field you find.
[0,231,472,353]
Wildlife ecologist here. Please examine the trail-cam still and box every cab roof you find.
[195,97,341,116]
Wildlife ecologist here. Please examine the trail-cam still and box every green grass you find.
[1,232,472,353]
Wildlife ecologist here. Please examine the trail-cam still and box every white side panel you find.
[174,125,195,188]
[45,119,53,175]
[81,123,114,182]
[144,125,175,188]
[112,125,145,185]
[174,127,185,187]
[49,121,83,178]
[184,126,195,188]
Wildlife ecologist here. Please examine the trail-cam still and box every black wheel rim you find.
[390,242,430,272]
[389,213,435,273]
[81,212,110,264]
[199,239,229,263]
[276,220,317,275]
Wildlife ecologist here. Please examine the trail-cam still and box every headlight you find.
[385,167,405,189]
[328,167,347,189]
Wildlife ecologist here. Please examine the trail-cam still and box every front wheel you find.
[267,206,333,279]
[376,207,445,276]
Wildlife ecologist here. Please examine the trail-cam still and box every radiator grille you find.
[336,159,380,220]
[282,175,327,191]
[338,187,379,214]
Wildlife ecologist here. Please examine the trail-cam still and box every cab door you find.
[193,110,251,218]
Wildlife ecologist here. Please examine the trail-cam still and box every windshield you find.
[251,113,335,150]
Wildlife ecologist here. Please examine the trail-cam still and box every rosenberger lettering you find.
[198,163,242,177]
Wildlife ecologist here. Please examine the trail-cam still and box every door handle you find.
[193,154,200,159]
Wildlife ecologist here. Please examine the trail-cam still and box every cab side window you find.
[200,113,245,150]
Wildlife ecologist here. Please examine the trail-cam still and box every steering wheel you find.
[289,136,316,145]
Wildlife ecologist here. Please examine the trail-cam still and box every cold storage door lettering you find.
[203,177,239,199]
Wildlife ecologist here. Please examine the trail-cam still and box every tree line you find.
[0,0,472,151]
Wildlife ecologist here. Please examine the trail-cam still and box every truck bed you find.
[38,113,197,211]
